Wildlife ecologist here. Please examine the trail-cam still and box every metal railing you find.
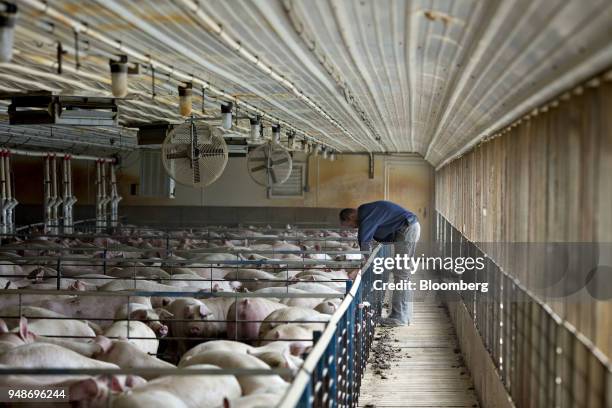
[435,212,612,408]
[279,244,389,407]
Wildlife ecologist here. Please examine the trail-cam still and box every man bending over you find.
[339,200,420,326]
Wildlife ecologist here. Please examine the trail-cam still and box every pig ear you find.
[156,309,174,319]
[212,283,221,292]
[18,317,30,341]
[69,280,86,291]
[69,378,101,402]
[94,336,113,354]
[289,343,303,356]
[0,319,8,333]
[130,309,148,320]
[199,305,210,317]
[108,376,124,392]
[126,375,146,389]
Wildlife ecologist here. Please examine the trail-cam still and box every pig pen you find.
[0,224,387,407]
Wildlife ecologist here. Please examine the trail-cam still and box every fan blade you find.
[166,151,189,160]
[271,157,289,166]
[193,159,201,183]
[192,123,198,146]
[249,157,266,162]
[269,168,278,184]
[250,165,267,173]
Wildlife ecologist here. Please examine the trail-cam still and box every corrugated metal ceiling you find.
[1,0,611,166]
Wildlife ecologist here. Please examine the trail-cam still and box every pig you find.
[179,339,301,379]
[160,274,235,292]
[112,389,189,408]
[0,317,35,353]
[273,241,302,251]
[0,342,119,369]
[13,316,97,341]
[29,278,95,291]
[166,297,234,342]
[294,269,349,280]
[35,335,111,358]
[315,299,342,314]
[226,298,287,342]
[224,393,282,408]
[1,373,139,408]
[94,339,175,379]
[106,266,171,280]
[100,279,185,293]
[178,351,288,395]
[288,282,343,293]
[260,323,318,356]
[259,307,329,338]
[65,273,116,286]
[246,349,303,381]
[112,364,241,408]
[0,305,101,335]
[113,303,171,337]
[223,269,283,291]
[292,273,346,290]
[179,340,254,366]
[31,294,151,327]
[103,320,159,355]
[201,253,242,262]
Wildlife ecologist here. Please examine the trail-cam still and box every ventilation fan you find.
[247,140,292,187]
[161,118,228,187]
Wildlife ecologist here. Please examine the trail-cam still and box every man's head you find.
[339,208,358,228]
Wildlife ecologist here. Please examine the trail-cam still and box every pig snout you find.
[149,322,168,338]
[189,326,201,336]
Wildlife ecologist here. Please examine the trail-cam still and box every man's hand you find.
[348,268,360,280]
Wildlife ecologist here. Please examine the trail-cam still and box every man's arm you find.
[358,206,380,250]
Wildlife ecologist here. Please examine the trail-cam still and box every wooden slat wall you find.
[435,79,612,358]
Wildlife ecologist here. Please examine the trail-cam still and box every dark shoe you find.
[379,317,409,327]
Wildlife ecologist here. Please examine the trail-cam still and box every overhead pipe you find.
[6,148,115,163]
[0,151,7,234]
[109,164,121,229]
[4,151,17,233]
[95,160,103,233]
[100,161,111,232]
[19,0,343,152]
[50,155,62,234]
[43,155,52,233]
[62,155,77,234]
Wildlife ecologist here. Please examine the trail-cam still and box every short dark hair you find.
[339,208,356,221]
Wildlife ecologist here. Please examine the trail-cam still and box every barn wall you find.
[11,152,434,232]
[435,80,612,356]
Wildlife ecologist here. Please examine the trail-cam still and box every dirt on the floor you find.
[368,326,403,380]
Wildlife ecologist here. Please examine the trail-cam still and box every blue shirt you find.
[357,201,417,249]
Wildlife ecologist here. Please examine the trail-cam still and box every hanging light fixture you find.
[249,115,261,141]
[0,2,18,63]
[330,151,336,161]
[287,131,295,150]
[272,124,281,143]
[301,139,308,152]
[109,55,129,97]
[322,147,329,159]
[313,144,321,156]
[221,102,233,129]
[178,83,193,117]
